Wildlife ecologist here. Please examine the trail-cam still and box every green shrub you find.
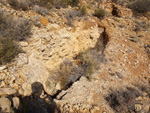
[94,8,107,19]
[0,36,22,65]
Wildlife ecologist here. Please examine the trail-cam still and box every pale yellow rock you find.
[0,88,16,96]
[12,97,20,109]
[20,41,28,47]
[0,97,11,112]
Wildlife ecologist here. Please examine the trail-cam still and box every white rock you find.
[0,65,7,71]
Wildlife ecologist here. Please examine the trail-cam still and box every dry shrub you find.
[55,59,84,89]
[75,49,104,80]
[8,0,31,11]
[0,10,31,41]
[112,0,150,13]
[52,49,104,89]
[79,5,87,16]
[31,0,54,9]
[94,8,107,19]
[144,44,150,59]
[0,36,22,65]
[0,0,8,6]
[33,5,49,16]
[105,87,141,112]
[53,0,80,8]
[12,18,31,41]
[65,9,80,26]
[128,0,150,13]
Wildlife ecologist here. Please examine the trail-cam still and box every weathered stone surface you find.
[15,53,28,68]
[0,65,7,71]
[0,1,150,113]
[12,97,20,109]
[0,88,16,96]
[0,97,11,112]
[20,41,28,47]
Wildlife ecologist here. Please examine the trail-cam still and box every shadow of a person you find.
[17,82,59,113]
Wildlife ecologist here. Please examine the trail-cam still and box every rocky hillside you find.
[0,0,150,113]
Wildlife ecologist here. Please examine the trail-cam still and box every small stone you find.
[135,104,142,111]
[0,81,5,87]
[142,92,147,96]
[0,97,11,112]
[115,72,123,79]
[0,65,7,71]
[20,41,28,47]
[56,82,61,90]
[136,96,142,101]
[12,97,20,109]
[41,18,48,26]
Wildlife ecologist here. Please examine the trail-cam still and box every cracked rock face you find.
[13,19,104,96]
[0,0,150,113]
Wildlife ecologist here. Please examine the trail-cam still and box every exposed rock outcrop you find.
[0,0,150,113]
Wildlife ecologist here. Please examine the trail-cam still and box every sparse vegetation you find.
[0,10,31,41]
[65,9,80,26]
[133,20,150,32]
[33,5,49,16]
[52,45,105,89]
[55,59,84,89]
[105,87,141,112]
[75,49,104,79]
[0,10,30,64]
[8,0,31,11]
[0,36,22,65]
[112,0,150,13]
[47,30,108,89]
[7,0,80,10]
[128,0,150,13]
[144,44,150,59]
[79,5,87,16]
[94,8,107,19]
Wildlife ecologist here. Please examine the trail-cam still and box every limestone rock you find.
[135,104,142,112]
[0,65,7,71]
[0,97,11,112]
[12,97,20,109]
[0,88,16,96]
[15,53,28,68]
[20,41,28,47]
